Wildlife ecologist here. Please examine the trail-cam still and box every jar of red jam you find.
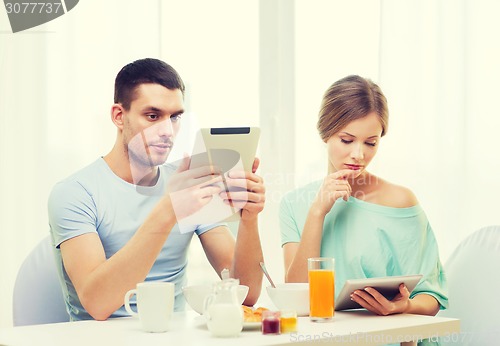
[261,310,281,335]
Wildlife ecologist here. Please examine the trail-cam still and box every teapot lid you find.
[213,277,240,289]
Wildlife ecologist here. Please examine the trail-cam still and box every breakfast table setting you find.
[0,260,460,346]
[0,307,460,346]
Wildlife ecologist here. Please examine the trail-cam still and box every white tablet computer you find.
[189,127,260,173]
[335,274,423,311]
[187,127,261,223]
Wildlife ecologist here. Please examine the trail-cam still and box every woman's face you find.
[326,112,383,177]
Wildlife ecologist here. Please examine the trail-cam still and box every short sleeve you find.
[48,180,98,248]
[195,222,228,236]
[411,223,449,310]
[279,195,301,246]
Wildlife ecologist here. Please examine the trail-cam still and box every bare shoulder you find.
[377,179,419,208]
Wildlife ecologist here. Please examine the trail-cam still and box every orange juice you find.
[308,269,335,319]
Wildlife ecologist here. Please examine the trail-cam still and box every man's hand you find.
[167,155,223,221]
[219,158,265,221]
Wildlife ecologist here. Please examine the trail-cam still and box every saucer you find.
[242,321,261,330]
[194,315,261,331]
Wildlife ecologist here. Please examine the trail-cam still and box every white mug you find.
[124,281,175,333]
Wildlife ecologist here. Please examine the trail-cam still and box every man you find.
[48,58,265,321]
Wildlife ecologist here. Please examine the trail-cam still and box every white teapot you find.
[203,278,243,337]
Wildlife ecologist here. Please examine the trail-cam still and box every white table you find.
[0,310,459,346]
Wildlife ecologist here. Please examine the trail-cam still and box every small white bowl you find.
[266,283,309,316]
[182,284,249,314]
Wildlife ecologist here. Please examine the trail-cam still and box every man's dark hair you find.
[114,58,185,110]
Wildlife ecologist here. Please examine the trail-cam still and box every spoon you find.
[259,262,276,288]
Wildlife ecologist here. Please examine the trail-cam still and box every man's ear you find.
[111,103,125,129]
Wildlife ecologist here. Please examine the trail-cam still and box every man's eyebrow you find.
[340,132,379,139]
[171,109,185,116]
[141,106,162,112]
[141,106,185,115]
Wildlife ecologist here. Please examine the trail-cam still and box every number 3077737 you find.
[5,2,63,14]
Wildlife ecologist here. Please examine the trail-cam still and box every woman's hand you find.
[350,283,411,316]
[312,169,358,216]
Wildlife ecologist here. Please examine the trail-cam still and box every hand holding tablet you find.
[335,274,423,311]
[174,127,261,227]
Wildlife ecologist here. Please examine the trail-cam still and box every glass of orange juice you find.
[308,257,335,322]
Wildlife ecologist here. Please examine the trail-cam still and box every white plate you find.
[242,321,261,330]
[195,315,261,331]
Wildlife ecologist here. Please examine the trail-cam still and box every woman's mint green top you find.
[280,180,448,309]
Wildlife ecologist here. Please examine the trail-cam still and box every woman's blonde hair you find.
[317,75,388,142]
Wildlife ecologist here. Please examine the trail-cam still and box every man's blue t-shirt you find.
[48,158,220,321]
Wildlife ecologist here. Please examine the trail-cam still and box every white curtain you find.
[377,0,500,259]
[0,0,162,327]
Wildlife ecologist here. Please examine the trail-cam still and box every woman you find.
[280,75,448,317]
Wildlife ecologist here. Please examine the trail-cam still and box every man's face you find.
[122,83,184,168]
